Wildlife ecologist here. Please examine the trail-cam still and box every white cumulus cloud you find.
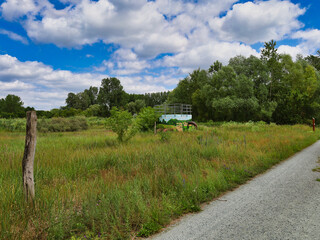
[162,37,259,73]
[277,45,306,60]
[0,54,172,109]
[292,29,320,54]
[95,49,150,75]
[210,0,305,44]
[10,0,188,58]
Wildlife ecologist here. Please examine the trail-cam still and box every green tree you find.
[228,56,247,75]
[126,99,146,114]
[83,104,101,117]
[305,50,320,71]
[98,78,126,116]
[167,69,209,120]
[144,92,169,107]
[66,93,79,109]
[234,74,259,121]
[228,55,277,122]
[66,86,99,110]
[261,40,282,100]
[211,97,236,121]
[202,66,237,121]
[191,89,209,121]
[272,54,318,123]
[0,94,25,118]
[168,69,208,104]
[208,60,222,73]
[107,107,136,142]
[76,91,91,110]
[167,78,193,104]
[84,86,99,105]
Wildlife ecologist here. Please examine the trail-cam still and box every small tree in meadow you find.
[107,107,136,142]
[136,107,161,131]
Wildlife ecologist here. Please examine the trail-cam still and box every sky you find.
[0,0,319,110]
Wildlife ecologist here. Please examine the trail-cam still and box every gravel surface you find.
[151,141,320,240]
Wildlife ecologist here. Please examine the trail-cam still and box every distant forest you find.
[1,41,320,124]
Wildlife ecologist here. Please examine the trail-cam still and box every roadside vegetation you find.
[0,122,318,239]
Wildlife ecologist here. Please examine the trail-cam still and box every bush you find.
[37,117,88,132]
[107,107,137,142]
[0,118,26,131]
[136,107,160,131]
[86,117,107,128]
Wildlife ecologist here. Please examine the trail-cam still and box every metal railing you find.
[154,103,192,115]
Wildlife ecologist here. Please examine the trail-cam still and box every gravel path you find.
[151,140,320,240]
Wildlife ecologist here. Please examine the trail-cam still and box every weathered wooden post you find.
[22,111,37,203]
[313,118,315,132]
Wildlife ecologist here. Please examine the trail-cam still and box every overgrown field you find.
[0,123,318,239]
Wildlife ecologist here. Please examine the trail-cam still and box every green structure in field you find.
[154,103,192,123]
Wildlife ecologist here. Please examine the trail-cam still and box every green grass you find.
[0,123,318,239]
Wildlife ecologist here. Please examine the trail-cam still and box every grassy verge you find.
[0,123,318,239]
[313,158,320,182]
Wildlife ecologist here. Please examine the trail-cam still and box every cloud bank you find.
[0,54,167,109]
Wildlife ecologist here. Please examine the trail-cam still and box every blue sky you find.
[0,0,319,110]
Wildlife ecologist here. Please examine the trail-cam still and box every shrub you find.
[136,107,160,131]
[107,107,137,142]
[0,118,25,131]
[37,117,88,132]
[86,117,107,128]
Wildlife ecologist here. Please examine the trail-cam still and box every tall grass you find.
[0,123,318,239]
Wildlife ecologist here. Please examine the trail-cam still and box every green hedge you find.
[37,117,88,132]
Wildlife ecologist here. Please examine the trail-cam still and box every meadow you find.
[0,121,318,239]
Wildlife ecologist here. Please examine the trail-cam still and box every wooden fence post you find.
[22,111,37,203]
[313,118,315,132]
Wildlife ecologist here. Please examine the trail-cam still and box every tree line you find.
[168,41,320,124]
[1,40,319,124]
[0,78,169,118]
[64,77,170,117]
